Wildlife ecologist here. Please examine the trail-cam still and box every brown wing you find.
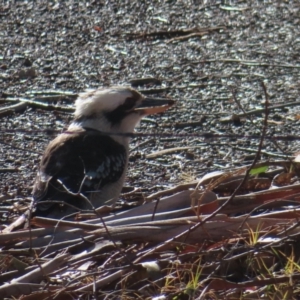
[33,129,126,215]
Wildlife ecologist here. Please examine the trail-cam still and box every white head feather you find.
[69,87,144,140]
[74,87,142,118]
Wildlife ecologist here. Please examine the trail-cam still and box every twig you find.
[0,102,27,117]
[134,82,270,263]
[25,89,77,96]
[146,146,194,159]
[0,168,20,173]
[1,97,74,112]
[220,5,249,11]
[126,26,225,40]
[129,77,162,86]
[190,58,300,68]
[167,31,209,43]
[231,87,247,115]
[233,146,293,159]
[234,100,300,117]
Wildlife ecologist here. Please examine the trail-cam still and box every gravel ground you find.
[0,0,300,210]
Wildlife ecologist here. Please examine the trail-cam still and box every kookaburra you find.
[32,87,174,218]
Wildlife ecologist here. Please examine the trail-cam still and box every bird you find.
[32,86,175,218]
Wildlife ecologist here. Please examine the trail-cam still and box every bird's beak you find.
[134,97,175,115]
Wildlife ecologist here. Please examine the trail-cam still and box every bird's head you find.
[72,86,175,133]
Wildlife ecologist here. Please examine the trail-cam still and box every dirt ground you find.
[0,1,300,212]
[1,1,300,299]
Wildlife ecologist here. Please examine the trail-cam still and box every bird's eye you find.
[124,97,136,110]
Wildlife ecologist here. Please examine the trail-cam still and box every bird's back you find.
[33,128,127,217]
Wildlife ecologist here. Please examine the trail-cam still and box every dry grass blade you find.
[11,254,69,283]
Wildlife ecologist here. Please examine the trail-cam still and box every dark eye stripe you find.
[124,97,136,110]
[105,94,140,125]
